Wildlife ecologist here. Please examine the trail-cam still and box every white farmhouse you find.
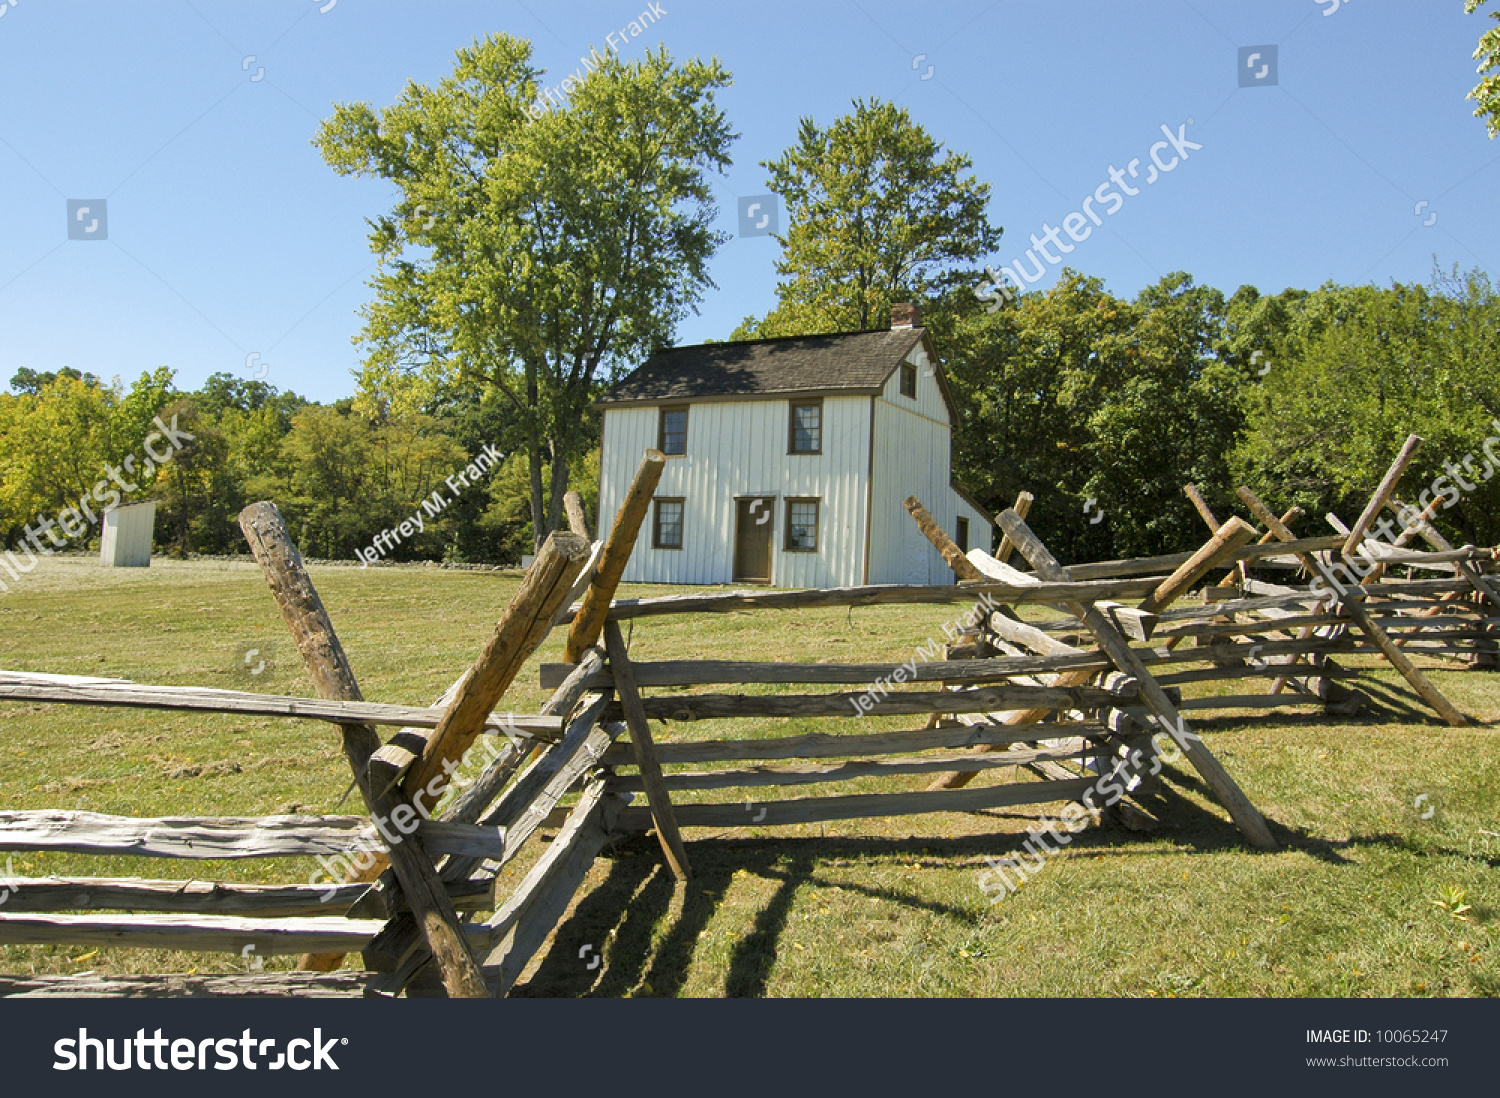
[596,303,992,587]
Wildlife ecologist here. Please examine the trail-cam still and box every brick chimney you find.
[890,302,922,330]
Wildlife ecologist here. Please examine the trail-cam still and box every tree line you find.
[0,367,594,564]
[12,261,1492,570]
[933,264,1500,564]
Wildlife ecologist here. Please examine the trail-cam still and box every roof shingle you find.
[598,328,926,404]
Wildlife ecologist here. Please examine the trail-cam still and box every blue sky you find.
[1,1,1495,404]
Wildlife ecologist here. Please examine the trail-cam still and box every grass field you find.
[1,555,1497,997]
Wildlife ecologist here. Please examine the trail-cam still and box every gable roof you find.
[597,328,928,405]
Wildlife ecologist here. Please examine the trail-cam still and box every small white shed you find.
[99,501,157,568]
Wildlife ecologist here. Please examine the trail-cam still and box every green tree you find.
[111,367,178,457]
[735,98,1001,338]
[941,273,1119,558]
[250,405,475,560]
[0,375,117,546]
[316,34,734,550]
[192,373,310,511]
[479,450,542,565]
[249,406,378,557]
[151,398,234,556]
[1470,0,1500,137]
[1079,274,1238,559]
[479,445,600,563]
[8,366,101,395]
[1233,271,1500,545]
[194,373,306,423]
[0,368,188,549]
[941,272,1247,562]
[417,380,522,562]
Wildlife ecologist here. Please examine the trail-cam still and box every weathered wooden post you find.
[904,496,985,581]
[563,490,591,539]
[604,620,690,880]
[1386,496,1500,613]
[926,514,1256,789]
[1343,434,1422,560]
[902,496,1006,719]
[994,491,1035,565]
[296,529,588,974]
[1182,483,1220,532]
[1180,485,1250,665]
[238,502,490,997]
[352,647,613,991]
[565,450,666,663]
[1183,482,1255,591]
[369,531,593,798]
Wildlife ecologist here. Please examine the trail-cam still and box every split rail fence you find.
[0,433,1491,996]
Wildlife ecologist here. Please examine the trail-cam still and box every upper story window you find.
[899,362,917,399]
[789,400,822,454]
[658,406,688,455]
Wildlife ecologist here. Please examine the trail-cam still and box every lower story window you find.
[785,498,819,552]
[654,498,684,549]
[956,517,970,553]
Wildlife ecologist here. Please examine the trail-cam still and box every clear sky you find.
[1,1,1495,404]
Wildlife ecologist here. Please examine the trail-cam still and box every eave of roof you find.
[951,480,996,526]
[597,327,928,406]
[595,386,884,409]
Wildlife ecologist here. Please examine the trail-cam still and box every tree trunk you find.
[545,444,570,543]
[528,440,545,555]
[525,361,546,554]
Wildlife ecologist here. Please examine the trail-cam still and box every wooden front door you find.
[734,497,775,582]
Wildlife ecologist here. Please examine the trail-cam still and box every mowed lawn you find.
[1,556,1498,998]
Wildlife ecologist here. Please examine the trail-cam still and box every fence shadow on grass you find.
[511,811,1270,998]
[512,698,1500,997]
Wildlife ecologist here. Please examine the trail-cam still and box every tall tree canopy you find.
[1232,269,1500,544]
[942,272,1245,563]
[316,34,734,546]
[736,99,1001,338]
[0,368,175,547]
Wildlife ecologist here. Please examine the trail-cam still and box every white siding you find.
[880,342,951,424]
[99,501,156,567]
[868,347,991,584]
[598,396,871,587]
[954,493,991,556]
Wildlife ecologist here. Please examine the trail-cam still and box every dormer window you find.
[899,363,917,399]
